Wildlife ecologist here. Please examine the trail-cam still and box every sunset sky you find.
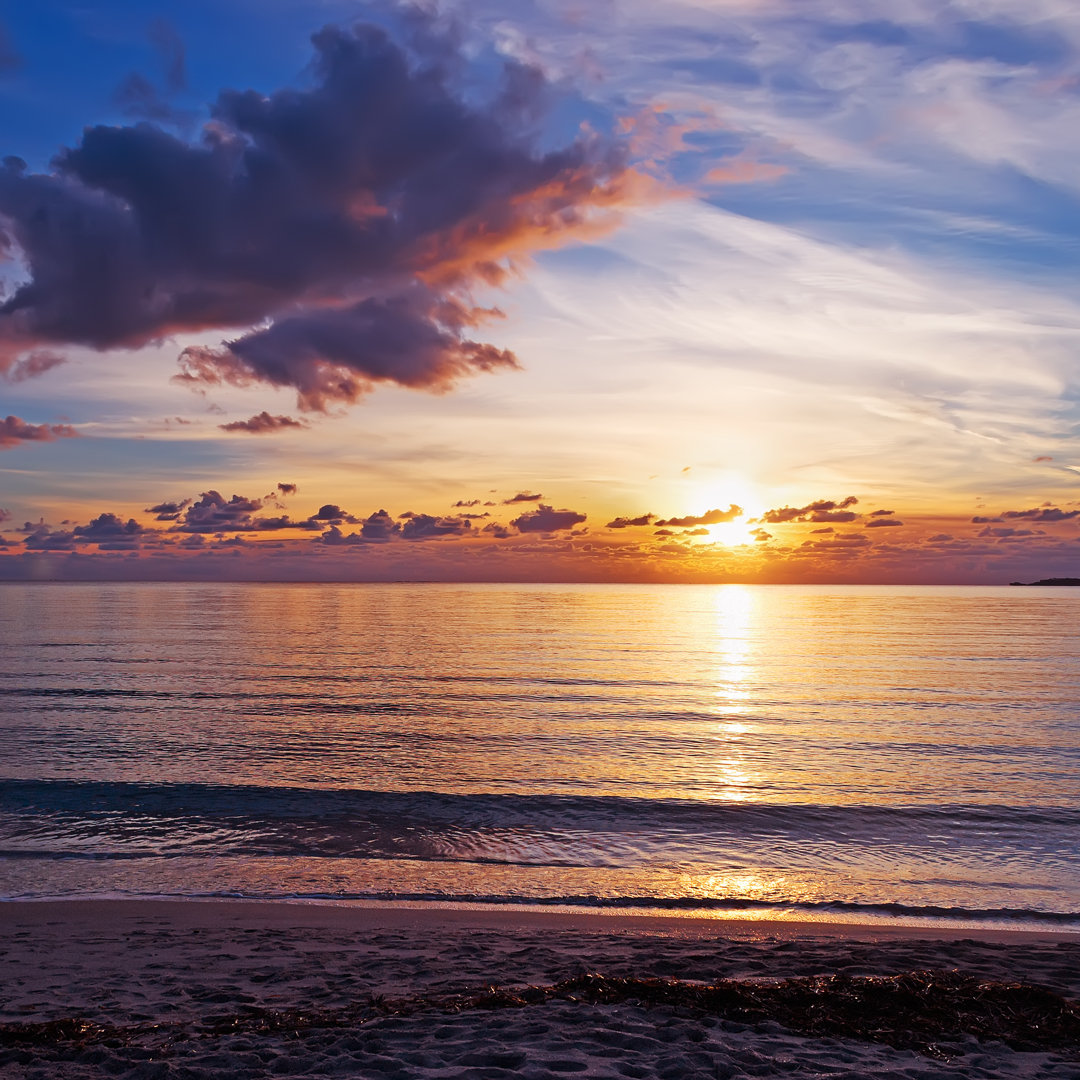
[2,0,1079,583]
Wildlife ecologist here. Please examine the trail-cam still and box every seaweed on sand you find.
[2,970,1078,1060]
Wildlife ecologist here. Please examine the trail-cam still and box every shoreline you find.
[5,897,1080,1078]
[4,896,1080,944]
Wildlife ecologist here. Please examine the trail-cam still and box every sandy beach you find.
[1,901,1078,1079]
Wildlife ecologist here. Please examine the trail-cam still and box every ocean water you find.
[1,582,1078,927]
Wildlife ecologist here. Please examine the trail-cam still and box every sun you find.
[705,518,759,546]
[689,474,765,547]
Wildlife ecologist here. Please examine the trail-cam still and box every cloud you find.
[401,514,473,539]
[149,19,187,95]
[145,498,191,521]
[978,526,1041,538]
[0,20,634,408]
[307,503,359,525]
[454,499,481,507]
[869,509,895,517]
[2,351,65,382]
[704,156,788,185]
[605,513,654,528]
[655,504,741,527]
[174,490,263,532]
[1001,507,1080,521]
[23,526,77,551]
[277,482,297,496]
[360,509,400,543]
[503,492,543,504]
[0,415,79,449]
[511,503,586,532]
[218,411,309,434]
[73,513,146,547]
[249,515,321,532]
[865,518,904,527]
[757,497,859,524]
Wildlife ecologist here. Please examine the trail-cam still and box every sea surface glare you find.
[1,582,1078,927]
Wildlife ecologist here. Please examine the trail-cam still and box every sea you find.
[1,582,1078,929]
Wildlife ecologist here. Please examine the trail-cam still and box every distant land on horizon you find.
[1009,578,1080,586]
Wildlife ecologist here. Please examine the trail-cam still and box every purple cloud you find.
[605,513,654,529]
[758,497,859,524]
[0,415,79,449]
[218,411,309,434]
[174,490,263,533]
[511,503,586,533]
[0,20,633,408]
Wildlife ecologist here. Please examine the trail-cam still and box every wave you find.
[1,780,1077,868]
[3,884,1076,927]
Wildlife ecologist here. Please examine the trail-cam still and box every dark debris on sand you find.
[2,969,1078,1062]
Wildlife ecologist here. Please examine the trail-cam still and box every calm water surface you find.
[1,582,1078,925]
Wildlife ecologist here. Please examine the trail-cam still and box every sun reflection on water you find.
[709,586,760,800]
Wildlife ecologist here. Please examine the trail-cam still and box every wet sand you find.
[2,900,1079,1078]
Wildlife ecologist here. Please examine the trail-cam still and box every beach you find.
[2,901,1079,1079]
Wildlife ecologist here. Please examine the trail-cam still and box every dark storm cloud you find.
[654,505,741,527]
[503,492,543,504]
[0,20,633,407]
[511,503,586,532]
[757,496,859,524]
[218,411,309,434]
[605,513,654,528]
[0,414,79,448]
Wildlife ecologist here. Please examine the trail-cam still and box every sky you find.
[1,0,1080,583]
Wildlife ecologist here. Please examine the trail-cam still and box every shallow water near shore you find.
[1,582,1078,926]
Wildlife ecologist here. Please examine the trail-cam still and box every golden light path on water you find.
[1,583,1079,919]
